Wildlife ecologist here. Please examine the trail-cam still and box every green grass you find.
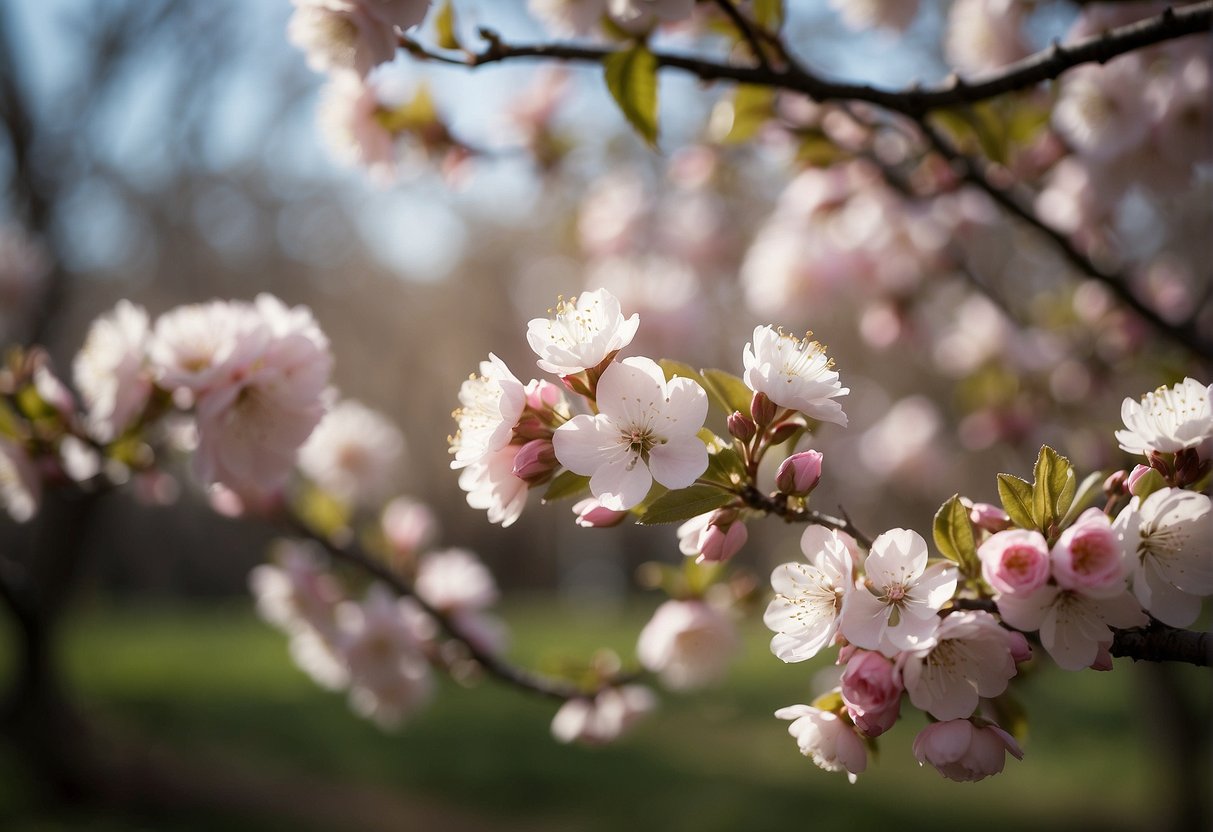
[0,599,1207,831]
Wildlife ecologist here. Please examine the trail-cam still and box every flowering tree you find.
[0,0,1211,815]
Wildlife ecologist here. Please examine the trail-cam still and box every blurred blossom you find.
[528,0,608,37]
[944,0,1029,76]
[578,170,651,258]
[931,294,1010,377]
[415,548,499,613]
[636,599,739,690]
[73,301,153,443]
[858,396,941,479]
[913,719,1023,782]
[551,685,657,745]
[829,0,918,32]
[299,398,405,505]
[382,496,438,556]
[0,438,41,523]
[1053,59,1151,163]
[288,0,430,78]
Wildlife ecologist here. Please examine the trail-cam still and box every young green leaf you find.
[700,369,754,418]
[1058,469,1105,529]
[541,470,591,503]
[635,485,733,525]
[997,473,1035,530]
[1031,445,1075,529]
[933,494,979,576]
[659,358,706,387]
[434,0,460,50]
[603,44,659,147]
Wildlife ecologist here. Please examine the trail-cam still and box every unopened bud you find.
[1103,469,1129,496]
[750,391,777,427]
[512,439,557,484]
[727,411,756,442]
[699,510,747,563]
[775,450,823,496]
[526,379,565,412]
[572,497,629,528]
[1124,465,1150,496]
[968,502,1011,533]
[1173,448,1204,487]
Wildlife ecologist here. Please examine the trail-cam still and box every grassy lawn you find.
[0,598,1207,831]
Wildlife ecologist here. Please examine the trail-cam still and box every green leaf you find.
[751,0,784,28]
[933,494,978,576]
[795,129,848,168]
[703,446,746,488]
[997,473,1035,530]
[717,85,775,145]
[603,44,660,147]
[636,485,733,525]
[659,358,706,387]
[1032,445,1075,530]
[433,0,460,49]
[1059,470,1104,529]
[541,470,591,503]
[699,369,753,417]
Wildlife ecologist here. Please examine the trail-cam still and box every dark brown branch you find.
[711,0,773,71]
[913,117,1213,362]
[402,3,1211,117]
[738,485,873,549]
[1111,621,1213,666]
[282,513,613,702]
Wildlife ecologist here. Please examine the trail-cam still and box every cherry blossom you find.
[764,526,856,663]
[978,528,1051,596]
[898,611,1019,721]
[0,437,40,523]
[742,325,849,427]
[913,719,1023,782]
[528,0,607,38]
[1115,488,1213,627]
[147,300,266,397]
[774,704,867,783]
[776,450,823,496]
[249,540,344,638]
[677,509,748,564]
[526,289,640,377]
[72,300,152,442]
[448,354,526,470]
[288,0,430,78]
[299,398,404,505]
[551,685,657,745]
[553,357,707,511]
[572,496,629,528]
[457,444,529,527]
[415,548,498,614]
[608,0,695,25]
[996,586,1146,671]
[944,0,1029,76]
[381,496,438,556]
[838,528,957,657]
[829,0,919,33]
[1114,377,1213,456]
[636,600,739,691]
[1053,58,1152,163]
[317,70,400,183]
[839,650,902,738]
[1050,508,1127,599]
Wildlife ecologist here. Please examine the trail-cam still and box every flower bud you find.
[572,497,629,528]
[913,719,1023,782]
[511,438,557,485]
[750,391,777,426]
[767,421,800,446]
[1173,448,1205,487]
[969,502,1012,533]
[526,379,565,412]
[776,450,823,496]
[1103,469,1129,496]
[727,411,756,442]
[698,510,748,563]
[1125,464,1152,496]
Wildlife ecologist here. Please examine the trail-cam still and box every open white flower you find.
[774,704,867,783]
[73,300,152,442]
[1115,488,1213,627]
[996,586,1146,671]
[551,685,656,745]
[553,357,707,510]
[898,611,1019,721]
[457,443,529,527]
[249,539,344,638]
[299,398,405,505]
[636,600,739,691]
[449,354,526,470]
[764,526,855,662]
[415,548,498,613]
[838,528,956,657]
[829,0,919,32]
[1115,377,1213,455]
[288,0,430,78]
[148,300,267,397]
[526,288,640,376]
[742,325,849,426]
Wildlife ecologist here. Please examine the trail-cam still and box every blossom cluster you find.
[251,536,505,728]
[763,376,1213,783]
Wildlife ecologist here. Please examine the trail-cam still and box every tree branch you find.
[710,0,773,71]
[912,117,1213,362]
[281,512,623,702]
[1111,621,1213,666]
[401,3,1211,117]
[738,485,873,549]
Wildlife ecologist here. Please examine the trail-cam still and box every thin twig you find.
[710,0,773,71]
[738,485,873,549]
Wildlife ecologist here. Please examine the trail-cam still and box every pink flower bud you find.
[776,450,823,496]
[1104,469,1129,496]
[750,391,777,426]
[526,379,565,412]
[572,497,629,528]
[913,719,1023,782]
[1126,464,1152,496]
[969,502,1012,533]
[840,650,902,738]
[977,529,1051,596]
[1006,630,1033,664]
[698,511,748,563]
[512,438,558,484]
[1050,507,1125,597]
[727,411,756,442]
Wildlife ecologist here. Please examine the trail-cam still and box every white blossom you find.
[72,300,152,442]
[526,289,640,377]
[829,0,919,32]
[838,528,957,657]
[944,0,1029,76]
[1053,59,1151,163]
[996,586,1146,671]
[1115,488,1213,627]
[288,0,430,78]
[448,354,526,469]
[415,548,499,613]
[299,398,405,505]
[898,611,1019,721]
[742,325,849,427]
[636,600,739,691]
[1114,377,1213,455]
[0,438,40,523]
[764,526,855,662]
[551,685,656,745]
[774,704,867,783]
[457,443,529,527]
[553,357,707,510]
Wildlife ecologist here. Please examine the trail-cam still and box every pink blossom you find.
[317,70,399,183]
[299,398,404,505]
[1126,464,1154,497]
[774,704,867,783]
[1050,507,1127,598]
[572,497,629,528]
[551,685,656,745]
[913,719,1023,782]
[288,0,430,78]
[898,611,1019,721]
[381,496,437,556]
[776,450,823,496]
[148,300,266,397]
[840,651,902,737]
[969,502,1012,533]
[249,540,344,639]
[978,528,1051,596]
[996,586,1146,670]
[677,509,747,564]
[415,548,498,613]
[511,438,558,484]
[636,600,739,691]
